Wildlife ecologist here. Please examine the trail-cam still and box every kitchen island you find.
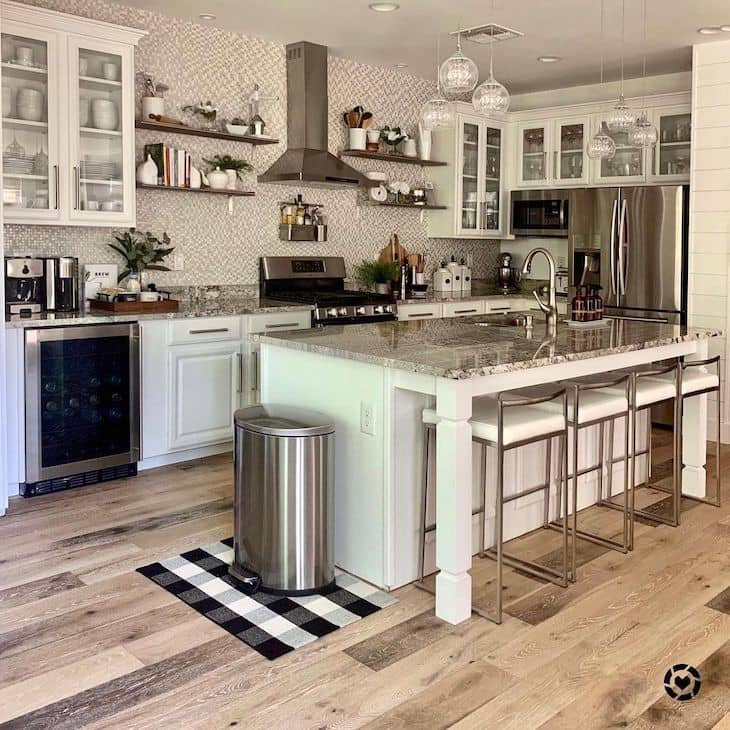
[255,316,720,624]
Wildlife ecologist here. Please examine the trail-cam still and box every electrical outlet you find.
[360,402,375,435]
[171,253,185,271]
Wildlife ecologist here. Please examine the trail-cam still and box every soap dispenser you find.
[446,255,461,290]
[433,260,453,292]
[459,257,472,293]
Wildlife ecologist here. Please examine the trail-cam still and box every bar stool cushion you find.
[422,398,565,446]
[536,389,628,425]
[647,369,719,395]
[605,377,676,408]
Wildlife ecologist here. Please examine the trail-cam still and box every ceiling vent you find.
[453,23,524,44]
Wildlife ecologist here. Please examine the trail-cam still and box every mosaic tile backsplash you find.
[4,0,502,285]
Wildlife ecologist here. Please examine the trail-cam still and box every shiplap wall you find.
[690,40,730,441]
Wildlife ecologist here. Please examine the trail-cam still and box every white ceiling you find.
[122,0,730,93]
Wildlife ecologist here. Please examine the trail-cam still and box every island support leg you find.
[682,339,709,499]
[434,379,473,624]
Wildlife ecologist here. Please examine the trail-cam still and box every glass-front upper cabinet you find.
[458,119,480,234]
[651,106,691,182]
[68,37,135,225]
[483,126,501,233]
[1,25,60,222]
[553,118,589,185]
[517,122,548,186]
[593,117,646,185]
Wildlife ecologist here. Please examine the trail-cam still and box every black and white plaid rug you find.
[137,538,397,660]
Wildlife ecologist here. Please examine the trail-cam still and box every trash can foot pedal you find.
[228,565,262,595]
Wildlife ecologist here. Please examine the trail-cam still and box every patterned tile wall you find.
[4,0,502,285]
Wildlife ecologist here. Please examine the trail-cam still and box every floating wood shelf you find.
[135,120,279,145]
[372,201,447,210]
[339,149,447,166]
[136,183,254,197]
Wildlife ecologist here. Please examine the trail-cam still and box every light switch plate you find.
[83,264,118,300]
[360,402,375,435]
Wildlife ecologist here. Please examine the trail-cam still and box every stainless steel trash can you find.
[230,404,335,594]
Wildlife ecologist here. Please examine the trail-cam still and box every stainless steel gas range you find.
[259,256,396,326]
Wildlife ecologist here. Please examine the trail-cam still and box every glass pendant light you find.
[628,0,658,147]
[587,0,615,159]
[439,30,479,96]
[472,4,510,114]
[421,34,454,129]
[605,0,634,133]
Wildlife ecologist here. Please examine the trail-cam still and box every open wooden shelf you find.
[136,183,254,197]
[339,149,447,166]
[371,201,446,210]
[135,120,279,145]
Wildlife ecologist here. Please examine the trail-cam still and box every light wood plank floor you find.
[0,430,728,729]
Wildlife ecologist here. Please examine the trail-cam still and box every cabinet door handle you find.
[236,352,243,393]
[73,166,80,210]
[188,327,229,335]
[251,350,259,392]
[553,150,558,179]
[407,312,434,318]
[53,165,60,210]
[265,322,299,329]
[454,308,478,314]
[489,306,510,312]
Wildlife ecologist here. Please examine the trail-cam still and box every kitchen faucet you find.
[521,247,558,333]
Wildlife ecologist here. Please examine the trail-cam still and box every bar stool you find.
[417,387,569,625]
[546,372,633,581]
[643,356,721,512]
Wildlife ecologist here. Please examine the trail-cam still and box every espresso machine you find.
[497,252,522,292]
[4,257,45,316]
[44,256,79,312]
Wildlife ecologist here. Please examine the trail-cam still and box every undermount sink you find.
[473,312,541,328]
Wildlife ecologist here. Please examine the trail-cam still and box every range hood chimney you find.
[258,42,368,188]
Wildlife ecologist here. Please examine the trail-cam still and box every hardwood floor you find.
[0,433,728,729]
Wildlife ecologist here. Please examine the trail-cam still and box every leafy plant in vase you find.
[355,259,400,294]
[380,126,407,155]
[108,228,174,291]
[204,154,253,190]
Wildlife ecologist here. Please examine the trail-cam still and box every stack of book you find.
[143,143,192,187]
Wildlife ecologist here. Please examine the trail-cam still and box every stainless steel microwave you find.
[510,190,569,237]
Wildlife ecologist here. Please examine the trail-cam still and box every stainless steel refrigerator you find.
[567,185,689,325]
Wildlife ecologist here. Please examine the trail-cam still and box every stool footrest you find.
[504,481,550,504]
[483,548,568,587]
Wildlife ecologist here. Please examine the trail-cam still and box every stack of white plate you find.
[16,88,44,122]
[3,152,35,175]
[90,99,118,131]
[80,158,118,180]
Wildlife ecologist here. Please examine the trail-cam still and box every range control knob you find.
[355,306,366,316]
[338,307,348,316]
[326,307,338,318]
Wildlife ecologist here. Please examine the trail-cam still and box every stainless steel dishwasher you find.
[24,322,140,496]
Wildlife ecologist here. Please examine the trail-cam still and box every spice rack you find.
[279,197,327,242]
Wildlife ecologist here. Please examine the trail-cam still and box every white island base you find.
[259,328,711,625]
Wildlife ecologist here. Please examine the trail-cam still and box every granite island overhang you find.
[253,315,721,624]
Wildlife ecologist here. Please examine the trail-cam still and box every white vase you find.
[418,123,432,161]
[402,138,417,157]
[189,165,202,189]
[136,153,158,185]
[141,96,164,121]
[207,166,228,190]
[225,169,238,190]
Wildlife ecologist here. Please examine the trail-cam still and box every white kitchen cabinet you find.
[396,302,443,320]
[441,300,485,318]
[591,114,647,185]
[650,105,691,183]
[1,0,144,226]
[552,117,590,185]
[516,121,549,187]
[168,342,242,450]
[427,105,507,238]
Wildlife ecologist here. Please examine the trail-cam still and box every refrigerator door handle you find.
[609,199,618,296]
[618,199,628,295]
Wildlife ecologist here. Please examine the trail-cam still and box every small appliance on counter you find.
[497,252,522,292]
[44,256,79,312]
[4,256,44,317]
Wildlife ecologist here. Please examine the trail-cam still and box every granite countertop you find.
[255,314,721,380]
[5,297,312,329]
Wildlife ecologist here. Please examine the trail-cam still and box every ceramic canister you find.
[91,99,118,130]
[141,96,164,120]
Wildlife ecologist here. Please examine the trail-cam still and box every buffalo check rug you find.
[137,537,397,660]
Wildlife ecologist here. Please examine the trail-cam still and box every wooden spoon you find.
[347,110,359,128]
[360,112,373,128]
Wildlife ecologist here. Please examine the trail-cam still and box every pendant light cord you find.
[489,0,495,78]
[599,0,604,85]
[620,0,625,96]
[641,0,647,111]
[436,32,441,95]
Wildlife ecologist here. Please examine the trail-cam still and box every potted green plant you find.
[108,228,174,291]
[380,126,407,155]
[354,259,400,294]
[203,154,253,190]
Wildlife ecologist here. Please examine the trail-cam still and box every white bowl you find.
[225,123,249,136]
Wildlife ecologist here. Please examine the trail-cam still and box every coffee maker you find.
[44,257,79,312]
[4,257,45,316]
[497,252,521,292]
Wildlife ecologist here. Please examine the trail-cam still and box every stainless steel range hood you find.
[258,42,368,188]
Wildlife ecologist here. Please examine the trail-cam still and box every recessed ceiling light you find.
[721,25,730,32]
[537,55,562,63]
[199,12,216,20]
[698,26,721,35]
[394,63,408,68]
[369,2,399,12]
